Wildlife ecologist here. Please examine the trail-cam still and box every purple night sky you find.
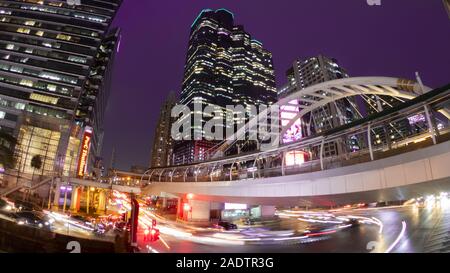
[104,0,450,170]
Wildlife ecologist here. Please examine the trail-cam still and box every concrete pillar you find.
[176,197,182,219]
[187,200,211,222]
[260,206,276,219]
[70,186,80,212]
[52,178,62,210]
[98,190,106,214]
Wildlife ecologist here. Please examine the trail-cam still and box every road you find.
[139,202,450,253]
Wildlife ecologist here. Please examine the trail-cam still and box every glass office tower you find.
[0,0,122,180]
[174,9,277,164]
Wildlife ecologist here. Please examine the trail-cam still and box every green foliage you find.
[31,154,43,170]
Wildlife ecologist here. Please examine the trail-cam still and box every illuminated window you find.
[68,55,87,64]
[47,84,57,92]
[16,125,61,176]
[17,28,31,34]
[20,79,33,87]
[56,34,72,41]
[30,93,59,105]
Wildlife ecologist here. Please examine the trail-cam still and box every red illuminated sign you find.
[77,128,92,177]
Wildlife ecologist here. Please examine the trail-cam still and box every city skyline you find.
[106,0,450,170]
[0,0,450,256]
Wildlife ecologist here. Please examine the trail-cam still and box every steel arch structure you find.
[212,77,432,158]
[278,77,429,136]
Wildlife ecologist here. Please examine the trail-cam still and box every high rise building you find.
[362,93,413,146]
[0,0,122,179]
[151,92,177,168]
[174,8,277,164]
[279,55,359,156]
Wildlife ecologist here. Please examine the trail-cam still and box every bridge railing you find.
[143,84,450,184]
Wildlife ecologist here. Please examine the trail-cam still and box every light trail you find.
[371,217,384,234]
[158,235,171,249]
[384,221,407,253]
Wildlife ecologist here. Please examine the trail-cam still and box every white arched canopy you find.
[212,77,432,158]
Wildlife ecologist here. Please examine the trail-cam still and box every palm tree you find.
[26,154,43,202]
[31,154,43,182]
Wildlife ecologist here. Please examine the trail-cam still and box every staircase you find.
[0,177,53,197]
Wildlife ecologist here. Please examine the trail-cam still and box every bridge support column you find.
[320,139,325,170]
[98,190,107,214]
[179,199,211,223]
[190,200,211,222]
[368,124,374,161]
[259,206,276,219]
[52,178,61,210]
[70,186,81,213]
[424,104,437,145]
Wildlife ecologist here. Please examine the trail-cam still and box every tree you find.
[30,154,43,181]
[26,154,44,201]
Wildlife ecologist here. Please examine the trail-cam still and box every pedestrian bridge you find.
[58,178,141,194]
[143,139,450,206]
[141,81,450,206]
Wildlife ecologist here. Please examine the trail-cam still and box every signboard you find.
[77,127,92,177]
[224,203,248,210]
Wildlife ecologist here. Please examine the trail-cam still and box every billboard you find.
[224,203,248,210]
[76,127,92,177]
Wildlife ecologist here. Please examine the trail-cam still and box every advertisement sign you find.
[224,203,248,210]
[77,127,92,177]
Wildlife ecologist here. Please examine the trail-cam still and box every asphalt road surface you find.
[139,204,450,253]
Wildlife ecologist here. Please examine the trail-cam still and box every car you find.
[13,200,39,211]
[217,221,238,231]
[69,215,95,230]
[241,218,256,226]
[94,223,107,235]
[14,211,53,229]
[0,198,15,212]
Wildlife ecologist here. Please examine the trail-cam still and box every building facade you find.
[174,8,277,164]
[0,0,122,181]
[150,92,177,168]
[279,55,358,156]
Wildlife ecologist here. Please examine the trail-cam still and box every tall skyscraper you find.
[174,8,277,164]
[0,0,122,179]
[279,55,358,156]
[362,92,413,146]
[151,91,177,168]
